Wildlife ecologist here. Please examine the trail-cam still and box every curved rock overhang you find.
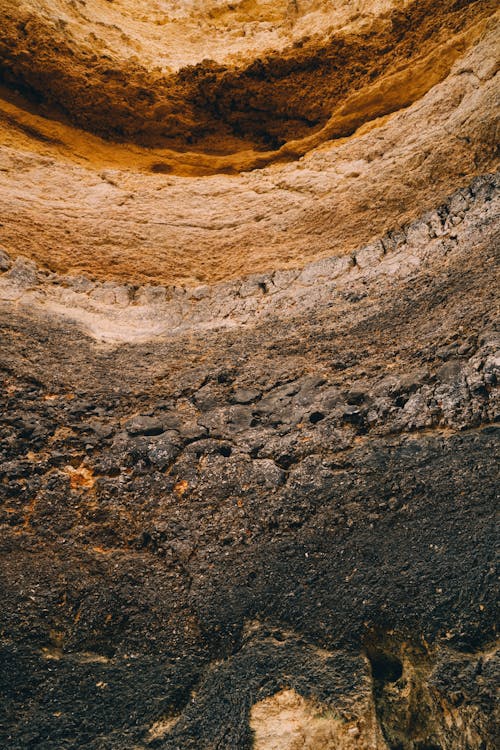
[0,1,497,168]
[0,2,498,288]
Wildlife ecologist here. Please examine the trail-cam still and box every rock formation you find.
[0,1,498,748]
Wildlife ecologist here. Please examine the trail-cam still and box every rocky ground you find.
[0,1,499,749]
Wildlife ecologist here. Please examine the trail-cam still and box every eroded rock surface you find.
[0,1,498,748]
[0,1,498,283]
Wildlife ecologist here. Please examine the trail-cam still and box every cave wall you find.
[0,2,498,748]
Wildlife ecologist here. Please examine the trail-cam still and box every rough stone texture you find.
[0,2,498,748]
[1,173,499,747]
[0,0,490,151]
[0,2,498,283]
[0,173,498,345]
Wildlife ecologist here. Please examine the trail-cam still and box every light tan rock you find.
[251,689,387,750]
[0,1,497,287]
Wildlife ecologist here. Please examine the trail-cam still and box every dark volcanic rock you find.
[125,416,165,437]
[0,174,498,748]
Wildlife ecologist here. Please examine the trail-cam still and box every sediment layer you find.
[0,1,493,154]
[0,8,498,284]
[0,1,498,748]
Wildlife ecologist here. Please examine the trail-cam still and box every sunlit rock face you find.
[0,1,498,749]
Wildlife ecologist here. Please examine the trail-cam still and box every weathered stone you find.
[146,431,182,470]
[437,360,463,384]
[0,247,11,272]
[124,415,165,436]
[231,388,261,405]
[355,241,385,269]
[178,421,207,441]
[0,2,498,745]
[298,255,353,285]
[5,256,38,288]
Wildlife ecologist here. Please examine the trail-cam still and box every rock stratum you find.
[0,1,499,749]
